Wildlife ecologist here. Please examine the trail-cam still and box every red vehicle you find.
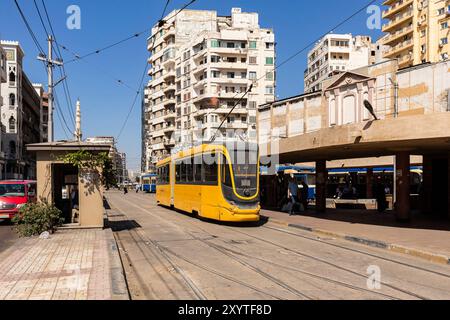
[0,181,37,220]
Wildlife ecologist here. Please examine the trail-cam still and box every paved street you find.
[106,191,450,300]
[0,221,18,254]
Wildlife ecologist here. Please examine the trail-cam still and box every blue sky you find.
[0,0,383,171]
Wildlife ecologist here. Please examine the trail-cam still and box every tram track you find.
[109,195,288,300]
[106,193,449,300]
[262,225,450,278]
[224,226,431,300]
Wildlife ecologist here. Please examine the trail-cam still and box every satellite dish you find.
[363,100,378,120]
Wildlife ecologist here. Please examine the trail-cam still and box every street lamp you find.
[363,100,379,121]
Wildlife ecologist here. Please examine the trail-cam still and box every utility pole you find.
[37,35,63,142]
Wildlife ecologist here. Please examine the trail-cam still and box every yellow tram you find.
[156,142,260,222]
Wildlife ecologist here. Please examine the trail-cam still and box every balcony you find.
[163,124,175,133]
[163,97,176,107]
[223,122,248,130]
[398,54,413,67]
[163,84,176,93]
[383,39,413,58]
[382,24,414,45]
[382,9,413,33]
[382,0,413,19]
[211,77,250,85]
[211,61,248,70]
[210,47,248,55]
[163,70,176,80]
[163,137,175,147]
[164,110,176,120]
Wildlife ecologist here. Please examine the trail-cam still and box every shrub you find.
[12,201,64,237]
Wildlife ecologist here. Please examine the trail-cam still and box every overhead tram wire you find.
[63,0,196,65]
[40,0,76,128]
[210,0,377,142]
[117,0,199,141]
[13,0,45,55]
[56,43,139,93]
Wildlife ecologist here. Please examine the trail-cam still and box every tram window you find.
[203,153,218,184]
[221,155,233,187]
[181,162,187,182]
[165,165,170,183]
[194,156,202,182]
[185,158,193,183]
[175,162,181,183]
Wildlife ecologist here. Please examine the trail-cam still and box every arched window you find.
[9,116,16,132]
[9,93,15,106]
[9,71,15,84]
[9,141,16,156]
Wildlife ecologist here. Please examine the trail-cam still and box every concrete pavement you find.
[0,228,128,300]
[0,221,19,254]
[106,191,450,300]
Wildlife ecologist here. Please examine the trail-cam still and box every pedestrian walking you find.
[287,175,299,216]
[123,186,128,195]
[135,184,140,193]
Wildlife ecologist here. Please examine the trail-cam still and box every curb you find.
[104,229,130,300]
[263,215,450,266]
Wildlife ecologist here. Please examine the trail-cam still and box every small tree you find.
[58,150,118,188]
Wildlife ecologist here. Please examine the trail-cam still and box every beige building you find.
[304,34,381,93]
[0,45,6,174]
[144,8,275,169]
[382,0,450,68]
[258,59,450,220]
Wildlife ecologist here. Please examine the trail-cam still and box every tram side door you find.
[170,161,175,206]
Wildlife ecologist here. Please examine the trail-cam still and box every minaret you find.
[74,99,82,142]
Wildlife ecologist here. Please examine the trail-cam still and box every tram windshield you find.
[224,143,258,198]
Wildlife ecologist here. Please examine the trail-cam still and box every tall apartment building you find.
[0,41,43,179]
[382,0,450,68]
[144,8,276,168]
[0,45,6,176]
[304,34,376,93]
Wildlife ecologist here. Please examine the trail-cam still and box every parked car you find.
[0,181,37,220]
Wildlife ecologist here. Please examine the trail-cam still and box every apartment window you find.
[265,86,274,95]
[441,53,449,61]
[211,40,219,48]
[249,101,257,109]
[265,57,274,65]
[211,70,220,78]
[421,29,426,37]
[265,72,274,81]
[266,42,274,49]
[9,116,15,132]
[249,56,257,64]
[241,72,247,79]
[211,55,220,63]
[227,42,235,48]
[227,101,235,108]
[249,71,257,80]
[441,38,448,45]
[9,93,15,106]
[241,57,247,63]
[227,72,235,79]
[442,22,449,30]
[249,41,257,49]
[249,116,257,124]
[438,8,445,15]
[241,116,247,123]
[227,116,235,123]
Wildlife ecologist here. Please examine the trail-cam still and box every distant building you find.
[143,7,276,168]
[0,45,6,176]
[304,34,378,93]
[381,0,450,68]
[0,40,43,180]
[33,84,49,143]
[85,136,127,184]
